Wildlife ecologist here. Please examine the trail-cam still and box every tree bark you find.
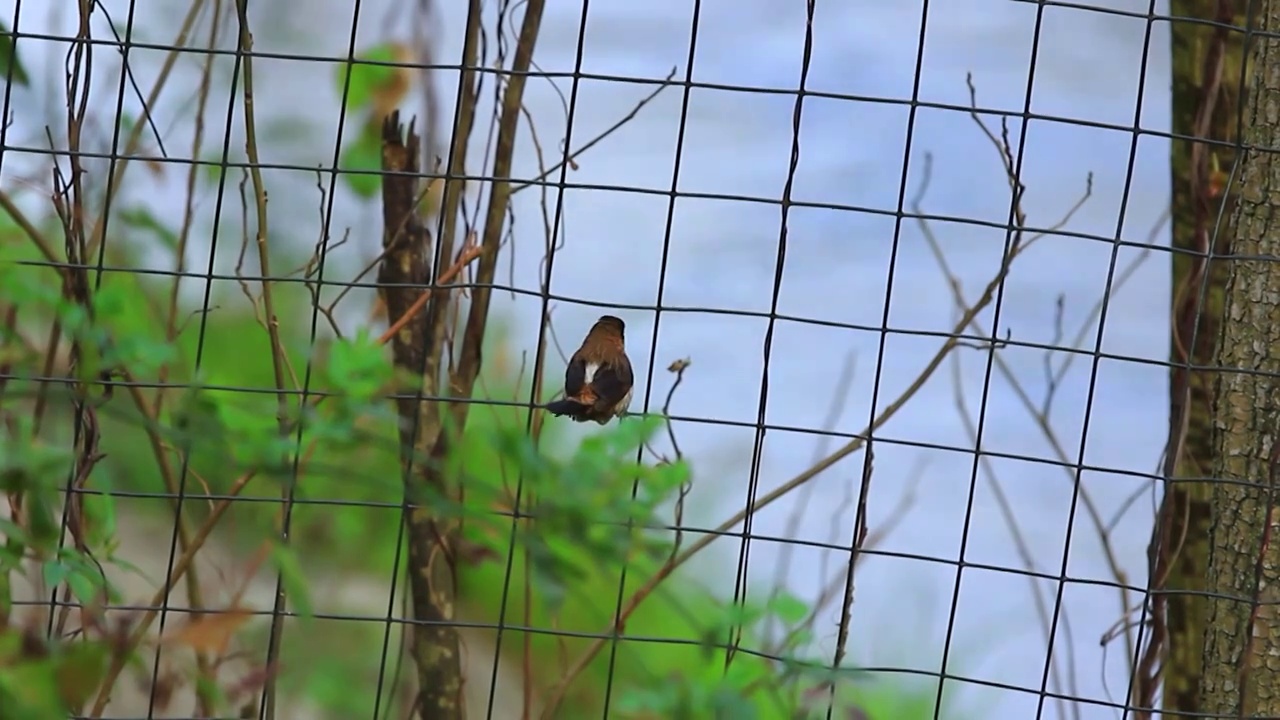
[379,113,464,720]
[1201,5,1280,715]
[1154,2,1246,717]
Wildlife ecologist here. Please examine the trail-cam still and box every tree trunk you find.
[1200,5,1280,715]
[379,114,464,720]
[1153,2,1244,715]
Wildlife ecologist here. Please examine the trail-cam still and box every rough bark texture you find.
[1201,5,1280,715]
[378,113,463,720]
[1156,2,1246,716]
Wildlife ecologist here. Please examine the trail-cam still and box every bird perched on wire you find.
[544,314,634,425]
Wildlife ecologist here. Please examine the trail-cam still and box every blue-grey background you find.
[7,0,1172,718]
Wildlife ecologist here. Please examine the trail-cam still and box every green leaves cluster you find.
[473,415,690,612]
[612,592,812,720]
[444,415,899,718]
[0,629,111,720]
[0,274,126,719]
[610,589,877,719]
[334,44,402,113]
[332,43,408,200]
[0,413,114,606]
[0,20,30,87]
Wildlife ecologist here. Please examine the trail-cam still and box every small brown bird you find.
[544,314,634,425]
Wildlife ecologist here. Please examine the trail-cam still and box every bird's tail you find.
[544,398,589,417]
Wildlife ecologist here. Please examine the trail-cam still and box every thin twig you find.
[230,5,292,717]
[378,241,482,346]
[510,67,678,196]
[0,189,61,264]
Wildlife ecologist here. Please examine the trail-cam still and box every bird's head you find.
[582,314,627,357]
[592,314,626,339]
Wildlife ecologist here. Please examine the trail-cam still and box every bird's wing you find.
[564,353,587,398]
[589,356,633,409]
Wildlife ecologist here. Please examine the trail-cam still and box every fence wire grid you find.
[1,0,1275,719]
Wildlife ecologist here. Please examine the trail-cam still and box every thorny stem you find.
[49,0,99,646]
[227,4,293,715]
[230,1,287,416]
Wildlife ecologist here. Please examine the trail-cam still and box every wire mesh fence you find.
[1,0,1275,718]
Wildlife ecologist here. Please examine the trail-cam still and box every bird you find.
[544,314,634,425]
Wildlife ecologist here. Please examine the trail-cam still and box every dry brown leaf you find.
[1207,168,1229,199]
[455,536,500,566]
[147,668,180,711]
[162,606,252,656]
[371,42,414,124]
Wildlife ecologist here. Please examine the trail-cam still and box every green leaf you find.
[0,22,30,87]
[117,111,137,137]
[171,384,226,438]
[326,330,391,400]
[195,389,291,468]
[644,457,692,500]
[0,418,73,495]
[53,642,109,711]
[615,683,683,715]
[0,574,9,625]
[48,552,107,605]
[710,683,759,720]
[193,675,228,713]
[333,43,400,111]
[64,565,102,605]
[117,206,180,251]
[0,629,21,661]
[0,658,63,719]
[784,627,815,650]
[199,152,230,184]
[0,520,28,560]
[767,591,810,626]
[698,601,769,649]
[104,555,154,587]
[579,413,663,458]
[338,127,383,199]
[721,657,770,690]
[268,543,313,618]
[82,482,117,548]
[25,491,61,551]
[41,560,69,591]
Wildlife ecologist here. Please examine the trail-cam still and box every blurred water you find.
[5,0,1173,718]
